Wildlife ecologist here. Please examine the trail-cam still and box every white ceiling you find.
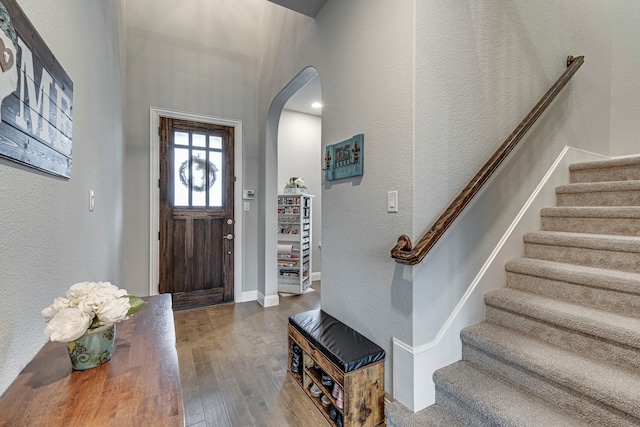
[283,75,322,116]
[266,0,328,17]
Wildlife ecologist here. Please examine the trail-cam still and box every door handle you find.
[223,234,234,240]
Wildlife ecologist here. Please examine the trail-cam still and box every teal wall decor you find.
[324,134,364,181]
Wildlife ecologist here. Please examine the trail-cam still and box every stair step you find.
[485,287,640,349]
[555,180,640,206]
[461,322,640,425]
[385,401,464,427]
[523,230,640,273]
[484,287,640,370]
[541,206,640,236]
[420,158,640,426]
[434,361,590,427]
[505,258,640,316]
[570,156,640,183]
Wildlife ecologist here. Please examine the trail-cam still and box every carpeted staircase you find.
[386,156,640,426]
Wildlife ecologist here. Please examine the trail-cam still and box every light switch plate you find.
[89,190,95,212]
[388,190,398,213]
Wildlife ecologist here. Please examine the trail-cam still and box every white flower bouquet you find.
[284,177,307,194]
[42,282,147,342]
[288,177,305,188]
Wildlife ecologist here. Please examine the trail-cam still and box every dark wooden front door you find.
[159,117,234,310]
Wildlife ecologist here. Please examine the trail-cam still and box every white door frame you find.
[149,107,243,302]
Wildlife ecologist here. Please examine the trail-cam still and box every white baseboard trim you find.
[392,335,462,412]
[392,146,610,412]
[257,291,280,308]
[311,272,321,282]
[236,290,257,303]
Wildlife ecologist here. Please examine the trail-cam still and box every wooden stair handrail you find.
[391,55,585,265]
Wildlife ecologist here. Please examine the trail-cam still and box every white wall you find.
[258,0,415,391]
[611,0,640,155]
[0,0,126,395]
[123,0,261,296]
[278,109,322,274]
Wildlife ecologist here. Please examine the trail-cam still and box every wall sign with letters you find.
[324,134,364,181]
[0,0,73,178]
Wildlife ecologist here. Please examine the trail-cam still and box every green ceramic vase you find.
[67,324,116,370]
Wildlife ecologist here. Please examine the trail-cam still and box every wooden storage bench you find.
[288,309,385,427]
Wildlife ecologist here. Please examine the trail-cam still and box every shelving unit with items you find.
[277,194,313,294]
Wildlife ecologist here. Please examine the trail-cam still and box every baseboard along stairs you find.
[386,156,640,426]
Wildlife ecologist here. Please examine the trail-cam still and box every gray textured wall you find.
[257,0,415,393]
[611,0,640,155]
[0,0,126,395]
[123,0,262,296]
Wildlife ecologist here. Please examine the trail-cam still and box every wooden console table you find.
[0,294,184,427]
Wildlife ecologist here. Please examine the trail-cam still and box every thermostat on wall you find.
[243,190,255,200]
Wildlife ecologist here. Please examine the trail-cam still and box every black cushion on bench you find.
[289,309,385,373]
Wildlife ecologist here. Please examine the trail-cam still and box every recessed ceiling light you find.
[311,102,322,109]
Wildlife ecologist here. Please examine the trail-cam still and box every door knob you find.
[223,234,234,240]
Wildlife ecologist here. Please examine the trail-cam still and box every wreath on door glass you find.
[179,156,218,192]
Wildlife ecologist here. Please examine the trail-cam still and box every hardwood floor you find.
[174,283,330,426]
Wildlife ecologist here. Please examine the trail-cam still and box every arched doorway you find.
[258,66,321,307]
[278,75,322,291]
